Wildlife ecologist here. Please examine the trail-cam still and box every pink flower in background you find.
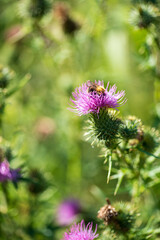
[34,117,56,140]
[69,80,126,115]
[56,199,81,226]
[62,220,99,240]
[0,159,21,182]
[5,25,25,43]
[0,160,10,182]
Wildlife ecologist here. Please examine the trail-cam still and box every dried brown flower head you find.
[97,199,118,225]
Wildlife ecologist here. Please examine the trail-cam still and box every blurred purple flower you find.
[0,160,10,182]
[0,159,21,182]
[62,220,99,240]
[56,199,81,226]
[69,80,126,115]
[10,168,21,182]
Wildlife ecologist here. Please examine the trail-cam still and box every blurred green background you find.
[0,0,158,239]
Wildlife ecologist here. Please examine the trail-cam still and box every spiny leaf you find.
[114,171,124,195]
[137,147,160,159]
[107,154,112,183]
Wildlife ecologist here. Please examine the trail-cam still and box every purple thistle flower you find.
[62,220,99,240]
[0,160,10,182]
[10,168,21,182]
[0,159,21,182]
[69,80,126,115]
[56,199,81,226]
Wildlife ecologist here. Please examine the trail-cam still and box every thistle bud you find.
[87,109,122,148]
[140,127,160,153]
[130,4,158,29]
[119,116,143,141]
[28,169,48,195]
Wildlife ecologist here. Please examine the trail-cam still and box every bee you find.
[88,82,105,95]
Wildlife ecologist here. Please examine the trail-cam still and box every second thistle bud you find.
[130,4,158,29]
[140,127,160,153]
[119,116,143,141]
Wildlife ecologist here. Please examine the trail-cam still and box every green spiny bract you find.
[112,210,135,234]
[86,109,122,149]
[109,202,135,234]
[119,116,143,141]
[140,127,160,153]
[130,4,158,29]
